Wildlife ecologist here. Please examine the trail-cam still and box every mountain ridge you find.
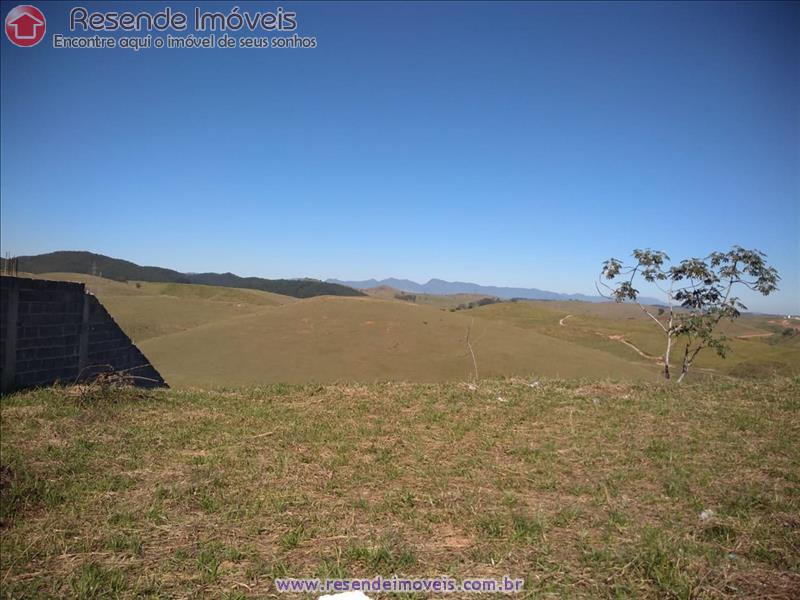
[327,276,662,304]
[2,251,365,299]
[0,251,664,304]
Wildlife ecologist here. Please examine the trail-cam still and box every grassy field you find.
[22,274,798,387]
[467,301,800,380]
[27,273,655,386]
[35,274,294,342]
[138,296,654,387]
[1,378,798,598]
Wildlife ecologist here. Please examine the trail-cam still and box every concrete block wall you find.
[1,276,166,392]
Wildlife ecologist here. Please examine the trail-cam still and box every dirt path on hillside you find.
[736,332,774,339]
[769,319,800,330]
[607,335,664,364]
[560,313,664,364]
[557,313,731,378]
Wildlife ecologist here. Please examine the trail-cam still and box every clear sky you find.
[2,1,798,313]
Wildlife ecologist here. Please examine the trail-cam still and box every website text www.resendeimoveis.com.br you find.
[275,575,525,594]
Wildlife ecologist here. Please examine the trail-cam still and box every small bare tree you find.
[599,246,779,382]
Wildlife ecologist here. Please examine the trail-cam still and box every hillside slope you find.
[31,273,294,342]
[469,301,800,379]
[139,296,656,387]
[21,272,794,386]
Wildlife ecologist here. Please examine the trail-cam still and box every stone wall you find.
[1,276,166,392]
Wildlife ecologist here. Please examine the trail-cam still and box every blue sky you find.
[1,1,798,313]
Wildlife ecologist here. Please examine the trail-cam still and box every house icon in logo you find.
[8,11,43,39]
[5,5,47,47]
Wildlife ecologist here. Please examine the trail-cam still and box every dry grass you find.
[2,378,798,598]
[471,301,800,380]
[137,297,655,386]
[24,274,797,387]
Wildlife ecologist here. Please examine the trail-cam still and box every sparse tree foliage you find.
[599,247,779,382]
[452,297,503,311]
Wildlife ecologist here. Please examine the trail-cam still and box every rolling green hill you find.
[18,272,796,387]
[4,251,364,299]
[139,295,656,387]
[33,273,295,342]
[24,272,655,386]
[467,300,800,379]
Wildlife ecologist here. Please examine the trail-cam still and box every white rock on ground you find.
[319,593,373,600]
[699,509,716,522]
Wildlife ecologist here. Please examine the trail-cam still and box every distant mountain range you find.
[327,277,662,305]
[2,251,365,299]
[1,251,665,304]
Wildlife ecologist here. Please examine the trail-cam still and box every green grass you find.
[2,378,798,598]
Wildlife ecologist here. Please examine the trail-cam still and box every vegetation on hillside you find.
[393,292,503,311]
[1,379,798,598]
[6,251,188,283]
[363,286,496,310]
[451,296,503,311]
[3,251,365,299]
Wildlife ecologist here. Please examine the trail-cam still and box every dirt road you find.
[560,313,663,364]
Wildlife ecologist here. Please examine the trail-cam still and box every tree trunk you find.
[677,345,702,383]
[676,343,692,383]
[663,333,672,380]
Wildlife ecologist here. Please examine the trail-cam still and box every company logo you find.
[5,5,46,47]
